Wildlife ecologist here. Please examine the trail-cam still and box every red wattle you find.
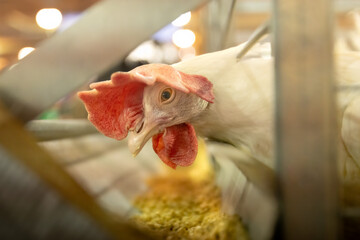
[152,123,198,169]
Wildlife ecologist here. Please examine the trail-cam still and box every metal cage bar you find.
[273,0,339,239]
[0,0,209,238]
[0,0,209,122]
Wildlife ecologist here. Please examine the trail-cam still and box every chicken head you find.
[78,64,214,169]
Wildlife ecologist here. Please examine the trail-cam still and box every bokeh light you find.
[171,12,191,27]
[18,47,35,60]
[172,29,196,49]
[36,8,63,30]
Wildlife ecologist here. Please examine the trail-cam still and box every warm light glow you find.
[0,57,9,70]
[36,8,63,30]
[18,47,35,60]
[172,29,196,48]
[179,47,196,60]
[172,12,191,27]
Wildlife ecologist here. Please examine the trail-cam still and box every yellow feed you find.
[131,139,249,240]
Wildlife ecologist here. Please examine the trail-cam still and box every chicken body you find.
[79,42,360,179]
[172,44,360,239]
[175,43,360,182]
[78,42,360,239]
[173,44,274,168]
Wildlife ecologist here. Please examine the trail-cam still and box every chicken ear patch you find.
[77,72,153,140]
[152,123,198,169]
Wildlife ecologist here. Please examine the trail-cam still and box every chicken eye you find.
[160,88,174,103]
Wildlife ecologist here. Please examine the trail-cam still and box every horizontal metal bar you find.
[39,134,120,164]
[0,101,155,240]
[64,145,122,167]
[26,119,98,141]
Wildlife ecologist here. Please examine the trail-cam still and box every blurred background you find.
[1,0,360,71]
[1,0,360,240]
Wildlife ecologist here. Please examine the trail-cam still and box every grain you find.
[131,172,249,240]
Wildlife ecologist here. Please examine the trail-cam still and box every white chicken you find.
[78,42,360,239]
[78,43,275,169]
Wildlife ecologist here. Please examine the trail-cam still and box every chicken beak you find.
[128,120,160,157]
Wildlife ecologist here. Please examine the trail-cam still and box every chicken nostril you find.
[136,121,144,134]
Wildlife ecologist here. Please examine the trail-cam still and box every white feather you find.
[173,43,274,167]
[172,42,360,239]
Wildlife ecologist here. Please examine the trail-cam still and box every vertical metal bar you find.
[205,0,237,52]
[273,0,339,239]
